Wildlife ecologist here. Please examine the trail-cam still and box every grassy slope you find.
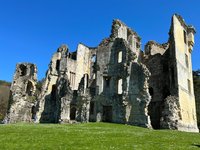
[0,123,199,150]
[0,85,10,100]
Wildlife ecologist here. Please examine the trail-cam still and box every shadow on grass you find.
[192,144,200,148]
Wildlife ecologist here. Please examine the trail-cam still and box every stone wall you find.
[36,45,68,123]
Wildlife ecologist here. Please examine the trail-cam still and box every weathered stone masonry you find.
[5,14,199,132]
[4,63,37,123]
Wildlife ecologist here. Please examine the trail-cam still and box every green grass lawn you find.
[0,123,200,150]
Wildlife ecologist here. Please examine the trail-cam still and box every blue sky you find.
[0,0,200,82]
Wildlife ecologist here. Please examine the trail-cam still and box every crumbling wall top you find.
[144,41,168,56]
[174,14,196,33]
[110,19,141,41]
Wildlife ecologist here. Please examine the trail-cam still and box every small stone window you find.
[185,54,189,68]
[117,78,123,94]
[188,79,191,94]
[118,51,122,63]
[183,30,187,44]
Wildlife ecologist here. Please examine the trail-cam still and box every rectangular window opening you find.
[103,76,110,88]
[118,51,122,63]
[70,72,76,87]
[89,102,94,115]
[183,30,187,44]
[188,79,191,94]
[117,78,123,94]
[185,54,189,68]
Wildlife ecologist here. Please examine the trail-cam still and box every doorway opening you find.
[102,106,112,122]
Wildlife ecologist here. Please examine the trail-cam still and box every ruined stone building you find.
[5,14,199,132]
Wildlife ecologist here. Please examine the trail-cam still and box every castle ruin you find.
[5,14,199,132]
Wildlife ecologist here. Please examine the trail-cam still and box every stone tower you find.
[163,14,198,132]
[4,63,37,123]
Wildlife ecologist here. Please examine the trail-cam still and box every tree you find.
[193,70,200,128]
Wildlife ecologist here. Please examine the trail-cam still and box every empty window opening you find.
[70,72,76,87]
[183,30,187,44]
[51,84,57,101]
[56,60,60,71]
[89,102,94,115]
[185,54,189,68]
[84,74,89,88]
[84,74,89,94]
[71,52,77,60]
[103,77,110,89]
[118,51,122,63]
[91,55,96,63]
[149,87,154,97]
[19,64,27,76]
[70,106,76,120]
[118,78,123,94]
[127,29,132,41]
[31,106,36,120]
[188,79,191,94]
[26,81,34,96]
